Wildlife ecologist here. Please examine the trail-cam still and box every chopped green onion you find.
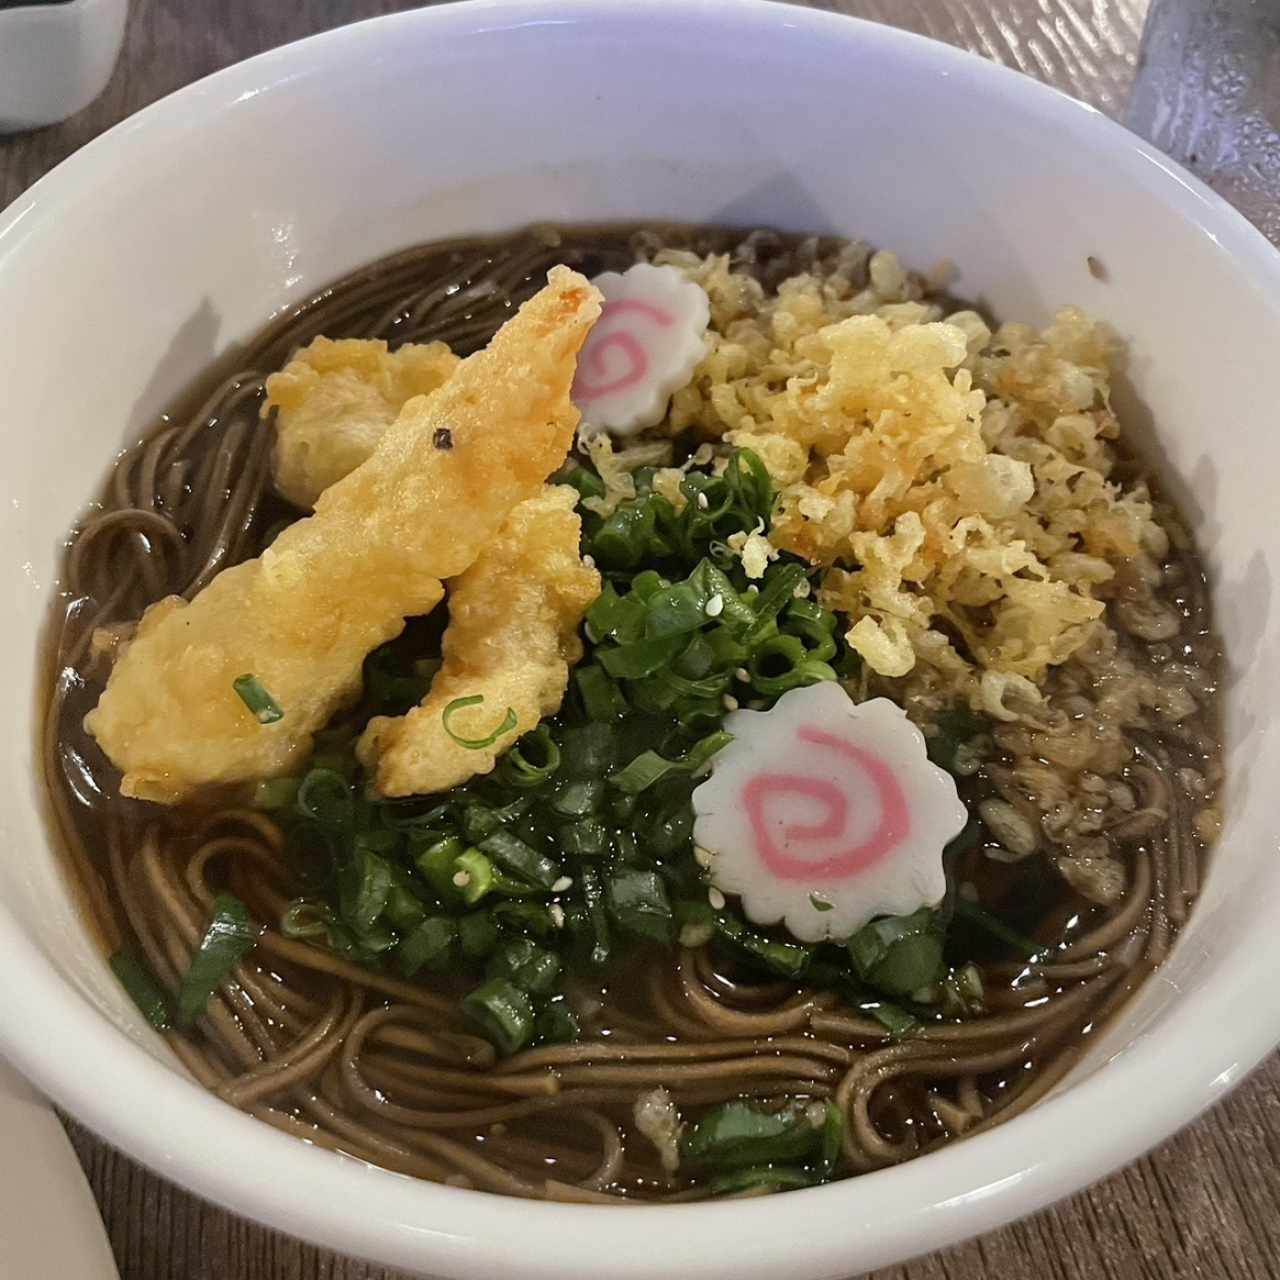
[486,937,561,995]
[715,913,812,980]
[586,584,648,645]
[339,846,394,934]
[574,664,628,721]
[559,723,615,777]
[232,673,283,724]
[598,634,685,680]
[442,694,518,749]
[490,900,559,937]
[110,951,171,1030]
[478,829,562,891]
[742,562,808,646]
[551,778,604,818]
[748,634,836,697]
[609,731,733,794]
[953,897,1042,960]
[462,978,535,1056]
[458,910,501,960]
[680,1100,825,1173]
[848,908,945,997]
[535,999,581,1045]
[558,817,610,858]
[383,883,428,931]
[815,1101,843,1178]
[579,865,611,967]
[555,462,606,501]
[605,868,673,945]
[498,725,561,789]
[295,768,353,829]
[396,916,457,977]
[414,835,469,900]
[176,893,260,1026]
[866,1001,919,1039]
[453,848,494,906]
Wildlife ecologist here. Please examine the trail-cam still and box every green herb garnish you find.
[232,674,283,724]
[441,695,518,749]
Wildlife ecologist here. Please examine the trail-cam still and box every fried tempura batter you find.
[86,267,602,802]
[264,336,460,509]
[358,486,599,797]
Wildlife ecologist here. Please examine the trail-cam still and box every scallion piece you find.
[486,937,561,995]
[848,908,945,997]
[414,835,469,901]
[478,829,562,891]
[550,778,604,818]
[558,817,610,858]
[497,725,561,789]
[574,664,627,721]
[715,912,812,979]
[109,951,171,1030]
[232,674,283,724]
[535,999,581,1045]
[866,1001,919,1039]
[609,731,733,795]
[453,848,494,906]
[953,896,1042,960]
[458,910,501,960]
[598,634,686,680]
[680,1100,825,1173]
[605,868,673,945]
[176,893,260,1027]
[579,864,611,967]
[296,767,354,829]
[396,916,457,977]
[462,978,535,1056]
[338,846,394,934]
[442,694,518,749]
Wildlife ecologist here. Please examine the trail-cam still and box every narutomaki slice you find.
[692,682,968,943]
[572,263,709,436]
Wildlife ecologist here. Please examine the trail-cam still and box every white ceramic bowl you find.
[2,2,1279,1276]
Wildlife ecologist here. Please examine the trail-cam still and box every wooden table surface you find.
[5,1,1279,1277]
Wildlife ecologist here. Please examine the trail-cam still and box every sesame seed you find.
[704,593,724,617]
[551,875,574,893]
[694,845,715,869]
[792,579,811,599]
[452,870,471,888]
[722,694,739,711]
[549,904,566,929]
[582,554,596,569]
[735,667,750,682]
[696,492,709,510]
[707,887,727,911]
[746,585,759,597]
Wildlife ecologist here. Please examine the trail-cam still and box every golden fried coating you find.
[264,336,460,509]
[86,267,602,802]
[358,485,600,797]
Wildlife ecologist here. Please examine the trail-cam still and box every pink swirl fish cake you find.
[692,682,968,943]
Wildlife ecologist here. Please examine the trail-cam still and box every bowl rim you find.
[4,1,1280,1276]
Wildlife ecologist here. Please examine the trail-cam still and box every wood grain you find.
[8,1,1280,1278]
